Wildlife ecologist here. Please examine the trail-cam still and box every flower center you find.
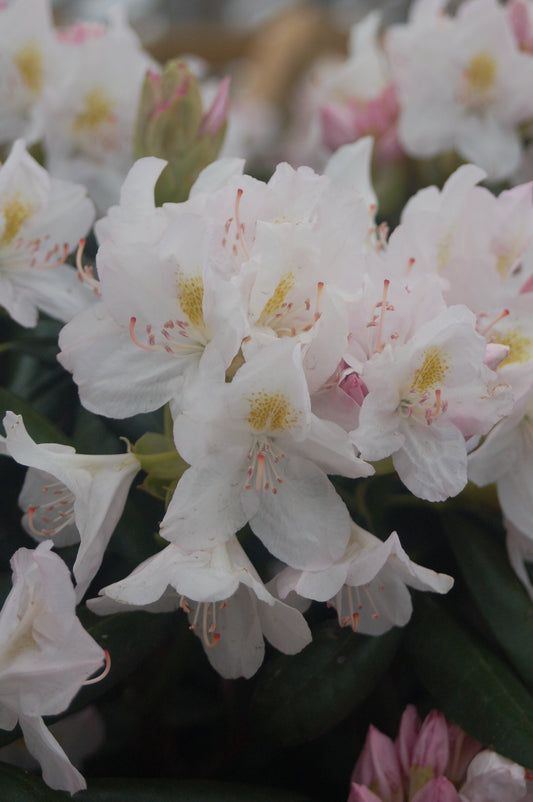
[461,50,498,106]
[246,390,299,432]
[491,326,533,366]
[180,596,224,648]
[328,583,383,632]
[176,272,206,332]
[73,87,115,131]
[0,193,33,247]
[14,41,43,94]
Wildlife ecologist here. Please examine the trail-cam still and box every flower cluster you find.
[305,0,533,183]
[2,0,533,794]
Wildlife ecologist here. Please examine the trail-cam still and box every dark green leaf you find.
[0,388,71,445]
[251,621,402,746]
[0,762,59,801]
[444,511,533,691]
[77,779,310,801]
[0,767,312,801]
[73,610,178,711]
[407,595,533,768]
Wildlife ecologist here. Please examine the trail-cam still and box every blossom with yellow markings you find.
[352,306,512,501]
[168,340,372,570]
[0,139,94,327]
[0,0,58,145]
[386,0,533,180]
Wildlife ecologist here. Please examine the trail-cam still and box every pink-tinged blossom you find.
[0,540,106,794]
[0,139,95,327]
[386,0,533,181]
[88,537,312,679]
[274,523,453,636]
[1,411,141,601]
[318,13,402,163]
[348,705,527,802]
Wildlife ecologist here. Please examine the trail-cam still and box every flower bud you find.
[134,59,229,204]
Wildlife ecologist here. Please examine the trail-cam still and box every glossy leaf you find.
[78,779,311,801]
[0,762,59,801]
[0,765,312,802]
[0,388,70,445]
[407,595,533,768]
[251,620,402,746]
[444,511,533,691]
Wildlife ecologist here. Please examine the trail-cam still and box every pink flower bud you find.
[411,777,461,802]
[396,704,422,778]
[411,711,450,778]
[352,725,404,802]
[199,76,230,138]
[508,1,533,52]
[348,783,384,802]
[321,102,357,151]
[340,372,368,406]
[484,342,510,370]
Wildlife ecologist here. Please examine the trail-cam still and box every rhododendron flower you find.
[0,540,106,794]
[348,705,528,802]
[274,523,453,635]
[1,411,141,601]
[386,0,533,180]
[0,0,58,144]
[0,139,95,327]
[88,537,312,679]
[170,340,372,570]
[352,305,511,501]
[468,387,533,537]
[41,8,156,212]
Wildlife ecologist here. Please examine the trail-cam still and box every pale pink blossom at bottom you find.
[348,705,529,802]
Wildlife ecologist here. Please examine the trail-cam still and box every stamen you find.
[234,188,250,260]
[29,241,69,270]
[83,650,111,685]
[130,317,158,352]
[479,308,510,337]
[374,279,390,353]
[76,238,101,296]
[364,583,380,620]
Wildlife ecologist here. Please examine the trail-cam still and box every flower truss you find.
[2,0,533,795]
[298,0,533,183]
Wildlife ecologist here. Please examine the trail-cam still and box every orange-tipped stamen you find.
[84,650,111,685]
[480,308,510,337]
[234,188,250,260]
[375,279,390,353]
[75,238,101,296]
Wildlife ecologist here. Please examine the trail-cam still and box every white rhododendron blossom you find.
[40,9,156,212]
[352,306,511,501]
[89,537,312,679]
[0,0,58,144]
[169,339,372,569]
[386,0,533,180]
[274,523,454,636]
[0,139,95,327]
[1,412,141,601]
[0,541,106,794]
